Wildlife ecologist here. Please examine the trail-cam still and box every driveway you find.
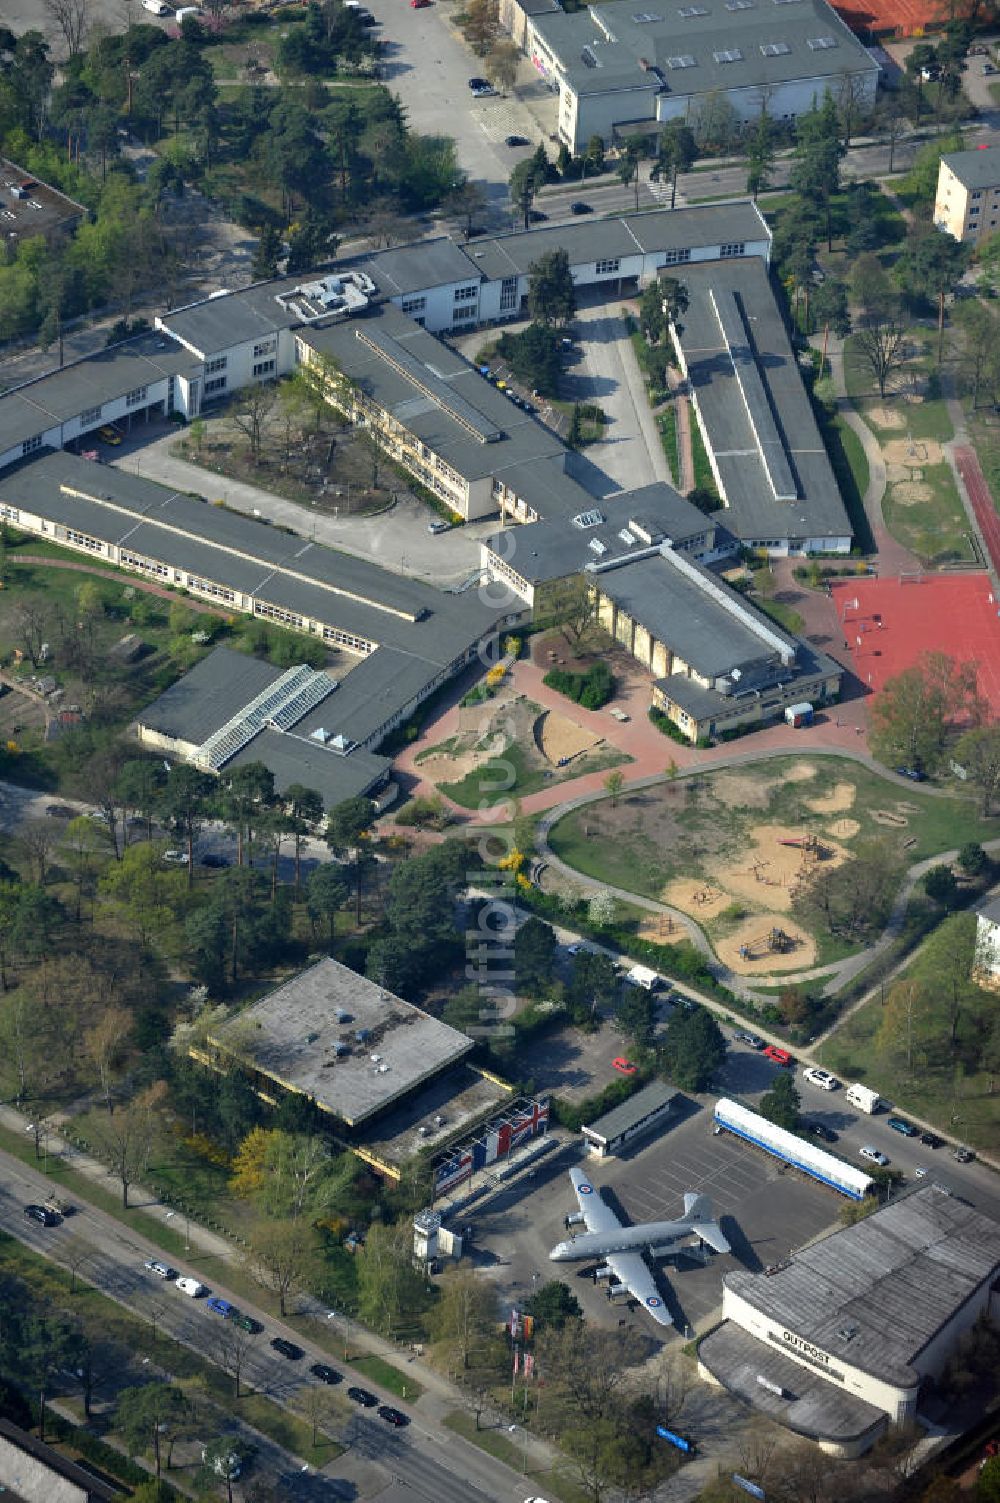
[564,296,672,494]
[115,429,490,585]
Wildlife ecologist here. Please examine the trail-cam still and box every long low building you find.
[699,1183,1000,1457]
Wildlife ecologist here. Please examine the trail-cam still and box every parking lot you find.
[467,1095,844,1344]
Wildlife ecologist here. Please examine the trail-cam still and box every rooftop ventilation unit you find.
[714,46,743,60]
[667,53,696,66]
[335,1008,352,1023]
[572,508,604,528]
[837,1324,860,1342]
[760,39,791,53]
[310,727,332,743]
[632,10,663,18]
[619,528,636,545]
[677,4,708,14]
[580,45,599,66]
[807,33,836,46]
[588,537,607,556]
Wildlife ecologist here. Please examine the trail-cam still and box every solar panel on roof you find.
[714,47,743,61]
[572,508,604,528]
[807,33,836,46]
[677,5,708,14]
[760,39,791,53]
[667,53,696,65]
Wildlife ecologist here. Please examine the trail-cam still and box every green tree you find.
[524,1279,582,1329]
[527,247,576,328]
[615,985,654,1047]
[94,1083,163,1208]
[897,222,970,363]
[616,138,641,211]
[283,783,323,891]
[220,760,275,866]
[326,795,375,856]
[923,863,959,908]
[811,277,850,376]
[745,108,775,200]
[958,841,989,877]
[877,978,927,1077]
[567,403,584,449]
[159,764,214,885]
[871,652,984,773]
[567,950,618,1025]
[509,157,538,230]
[115,1383,189,1477]
[251,222,283,282]
[116,758,166,846]
[759,1070,800,1130]
[243,1215,317,1316]
[955,725,1000,815]
[355,1219,426,1336]
[790,93,844,250]
[652,120,696,209]
[306,862,349,950]
[663,1007,726,1091]
[100,843,186,951]
[794,838,904,942]
[429,1266,498,1369]
[639,281,667,345]
[513,915,557,995]
[604,769,625,807]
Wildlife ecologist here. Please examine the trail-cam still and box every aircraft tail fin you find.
[683,1193,731,1254]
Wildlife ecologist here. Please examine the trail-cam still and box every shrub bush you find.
[648,705,690,745]
[543,660,614,709]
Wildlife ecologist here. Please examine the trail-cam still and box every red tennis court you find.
[833,0,947,35]
[831,573,1000,717]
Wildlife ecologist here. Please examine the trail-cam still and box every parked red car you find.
[762,1045,793,1067]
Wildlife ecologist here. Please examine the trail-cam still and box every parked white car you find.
[859,1146,889,1167]
[175,1276,207,1297]
[802,1067,839,1091]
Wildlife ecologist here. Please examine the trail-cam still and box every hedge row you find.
[543,661,614,710]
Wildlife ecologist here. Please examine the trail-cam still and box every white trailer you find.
[845,1083,881,1114]
[625,964,663,991]
[714,1097,873,1200]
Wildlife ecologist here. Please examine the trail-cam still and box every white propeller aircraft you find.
[549,1167,730,1326]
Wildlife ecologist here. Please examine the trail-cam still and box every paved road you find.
[0,1145,532,1503]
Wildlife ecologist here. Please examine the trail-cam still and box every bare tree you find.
[208,1319,256,1399]
[854,309,908,400]
[83,1004,132,1114]
[19,819,60,885]
[242,1218,315,1316]
[42,0,90,56]
[227,384,277,467]
[62,1234,94,1294]
[484,39,520,93]
[94,1082,164,1208]
[292,1383,339,1447]
[14,602,48,668]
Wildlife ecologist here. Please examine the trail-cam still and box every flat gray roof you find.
[464,203,768,283]
[698,1320,886,1443]
[0,450,504,667]
[300,305,567,483]
[583,1080,679,1143]
[677,258,851,543]
[723,1183,1000,1388]
[977,894,1000,926]
[940,146,1000,192]
[0,332,200,452]
[139,645,287,745]
[226,727,389,807]
[212,957,474,1127]
[365,237,482,297]
[158,275,312,355]
[597,547,796,679]
[532,0,876,98]
[484,484,712,583]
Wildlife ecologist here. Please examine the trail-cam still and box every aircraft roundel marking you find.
[579,1182,593,1194]
[646,1296,662,1308]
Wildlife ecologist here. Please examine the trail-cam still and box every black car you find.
[378,1406,409,1427]
[805,1121,838,1144]
[233,1313,263,1334]
[270,1338,303,1360]
[347,1386,378,1407]
[467,76,489,89]
[919,1131,943,1149]
[200,852,230,868]
[24,1204,58,1226]
[569,200,593,215]
[526,209,548,223]
[504,134,529,147]
[45,804,76,819]
[310,1363,342,1384]
[895,766,926,782]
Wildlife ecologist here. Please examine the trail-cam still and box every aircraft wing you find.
[569,1167,621,1235]
[606,1251,672,1326]
[697,1221,731,1255]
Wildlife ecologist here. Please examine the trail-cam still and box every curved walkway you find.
[533,747,997,1004]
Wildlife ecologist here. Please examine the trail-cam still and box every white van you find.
[175,1275,207,1297]
[142,0,171,13]
[175,5,202,18]
[625,964,663,992]
[845,1082,881,1114]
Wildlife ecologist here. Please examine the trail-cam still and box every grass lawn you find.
[815,398,874,553]
[969,410,1000,517]
[438,737,630,809]
[843,333,955,444]
[548,755,997,912]
[882,461,977,566]
[749,567,805,635]
[350,1354,424,1401]
[443,1411,589,1503]
[658,405,679,485]
[688,408,719,498]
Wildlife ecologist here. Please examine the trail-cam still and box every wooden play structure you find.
[738,927,796,961]
[777,833,829,860]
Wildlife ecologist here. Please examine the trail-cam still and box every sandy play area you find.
[709,823,850,913]
[828,817,861,839]
[806,781,856,815]
[537,708,602,765]
[867,405,905,430]
[662,877,731,920]
[714,913,816,974]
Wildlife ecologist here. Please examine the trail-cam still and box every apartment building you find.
[934,145,1000,244]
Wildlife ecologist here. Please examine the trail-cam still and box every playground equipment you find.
[692,885,722,906]
[777,833,829,860]
[738,928,795,961]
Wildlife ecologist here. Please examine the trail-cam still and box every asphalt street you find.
[0,1146,532,1503]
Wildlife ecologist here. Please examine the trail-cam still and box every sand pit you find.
[709,823,849,912]
[868,405,906,430]
[662,876,731,919]
[537,708,602,765]
[636,911,688,945]
[891,481,933,506]
[827,817,861,840]
[883,437,944,469]
[806,781,856,815]
[715,914,817,974]
[785,762,818,782]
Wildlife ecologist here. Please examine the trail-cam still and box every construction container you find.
[784,702,814,728]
